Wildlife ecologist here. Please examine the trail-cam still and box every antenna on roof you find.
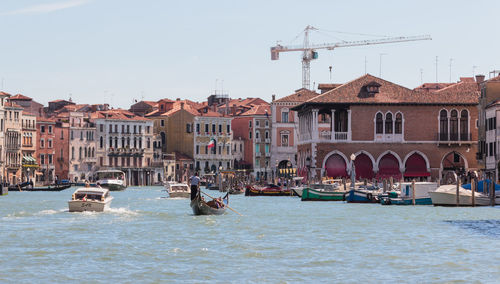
[329,66,332,81]
[69,93,73,102]
[420,68,423,84]
[449,58,453,83]
[472,65,478,77]
[435,56,438,83]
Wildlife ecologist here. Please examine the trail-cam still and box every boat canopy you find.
[462,179,500,193]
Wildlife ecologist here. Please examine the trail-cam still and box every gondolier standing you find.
[189,172,200,200]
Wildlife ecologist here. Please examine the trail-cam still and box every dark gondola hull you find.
[9,184,72,192]
[190,194,228,215]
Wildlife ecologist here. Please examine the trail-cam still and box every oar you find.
[200,190,243,216]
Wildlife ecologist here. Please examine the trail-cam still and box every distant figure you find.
[96,182,102,188]
[189,172,200,200]
[85,180,90,188]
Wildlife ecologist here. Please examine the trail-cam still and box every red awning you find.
[404,153,429,178]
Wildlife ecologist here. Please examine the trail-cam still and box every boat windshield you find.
[75,193,103,200]
[171,185,188,192]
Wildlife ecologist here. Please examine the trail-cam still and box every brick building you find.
[293,74,480,184]
[36,118,56,184]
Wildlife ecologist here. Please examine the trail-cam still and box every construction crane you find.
[271,26,432,89]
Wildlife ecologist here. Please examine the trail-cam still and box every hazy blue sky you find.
[1,0,499,108]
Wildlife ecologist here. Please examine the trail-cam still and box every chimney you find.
[232,104,237,116]
[476,74,485,84]
[272,94,275,102]
[180,102,184,109]
[176,98,180,101]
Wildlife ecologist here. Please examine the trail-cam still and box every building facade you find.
[21,113,37,182]
[68,112,97,182]
[294,74,480,184]
[4,102,23,184]
[36,118,56,184]
[95,110,156,186]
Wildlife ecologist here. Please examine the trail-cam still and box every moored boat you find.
[68,187,113,212]
[190,192,228,215]
[301,188,346,201]
[429,184,490,206]
[345,188,380,203]
[94,170,127,191]
[9,184,72,192]
[167,183,191,198]
[245,184,291,196]
[380,182,437,205]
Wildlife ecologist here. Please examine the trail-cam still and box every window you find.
[385,113,393,134]
[48,154,53,165]
[71,147,75,160]
[395,113,402,134]
[127,125,130,133]
[240,144,242,152]
[41,125,45,133]
[265,131,269,139]
[40,154,45,165]
[219,124,222,133]
[249,121,252,128]
[60,130,64,140]
[196,145,199,154]
[227,124,230,133]
[100,124,103,132]
[256,120,260,127]
[134,125,137,134]
[440,110,448,140]
[256,131,260,139]
[70,131,74,140]
[282,110,289,123]
[212,124,216,133]
[281,132,289,147]
[186,123,191,133]
[249,131,252,139]
[139,126,142,133]
[48,139,52,148]
[79,147,82,160]
[205,145,208,154]
[100,137,103,148]
[80,131,83,140]
[196,123,200,133]
[460,110,468,140]
[265,144,269,153]
[48,126,52,133]
[450,110,458,141]
[40,139,45,148]
[205,124,209,133]
[265,120,269,127]
[255,144,260,153]
[376,113,383,134]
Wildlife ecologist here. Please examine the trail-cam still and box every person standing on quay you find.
[189,172,200,200]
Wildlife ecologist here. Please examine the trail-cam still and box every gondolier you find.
[189,172,200,200]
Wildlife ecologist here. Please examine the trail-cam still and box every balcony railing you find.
[265,138,271,143]
[256,152,261,157]
[108,147,145,157]
[319,131,331,140]
[438,132,471,142]
[334,132,348,141]
[265,152,271,157]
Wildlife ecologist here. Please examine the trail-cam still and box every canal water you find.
[1,186,500,283]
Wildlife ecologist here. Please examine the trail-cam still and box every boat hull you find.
[381,197,432,205]
[68,198,112,212]
[190,194,227,215]
[345,189,379,203]
[245,186,291,196]
[301,188,345,201]
[169,191,190,198]
[99,182,126,191]
[10,184,72,192]
[292,187,304,197]
[429,191,490,206]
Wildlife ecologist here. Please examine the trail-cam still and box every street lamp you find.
[305,156,311,186]
[350,153,356,189]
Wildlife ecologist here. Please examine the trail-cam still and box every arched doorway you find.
[354,153,374,179]
[377,153,401,180]
[404,152,430,181]
[325,154,348,178]
[441,151,467,184]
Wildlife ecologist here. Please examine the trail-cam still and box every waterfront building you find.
[152,133,164,184]
[293,74,480,183]
[232,137,246,169]
[68,112,97,182]
[94,109,156,186]
[163,153,176,182]
[129,100,158,117]
[232,104,271,180]
[53,119,70,181]
[477,74,500,180]
[4,101,23,184]
[8,94,44,117]
[36,118,56,184]
[21,112,37,182]
[271,89,320,179]
[0,92,10,183]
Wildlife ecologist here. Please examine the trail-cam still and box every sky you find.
[0,0,499,108]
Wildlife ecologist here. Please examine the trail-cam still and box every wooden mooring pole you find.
[471,177,476,207]
[456,179,460,207]
[412,180,416,205]
[490,179,495,207]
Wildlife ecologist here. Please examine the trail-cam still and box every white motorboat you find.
[167,183,191,198]
[94,170,127,191]
[429,184,491,206]
[68,187,113,212]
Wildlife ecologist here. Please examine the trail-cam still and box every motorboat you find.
[94,170,127,191]
[167,183,191,198]
[429,184,491,206]
[68,187,113,212]
[380,182,437,205]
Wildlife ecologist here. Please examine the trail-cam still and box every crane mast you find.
[271,26,432,90]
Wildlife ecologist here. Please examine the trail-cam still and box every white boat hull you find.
[98,179,126,191]
[68,197,113,212]
[292,187,304,197]
[429,191,490,206]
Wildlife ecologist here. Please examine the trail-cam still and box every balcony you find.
[319,131,331,140]
[265,138,271,143]
[438,132,472,144]
[256,152,261,157]
[334,132,348,141]
[265,152,271,157]
[108,147,145,157]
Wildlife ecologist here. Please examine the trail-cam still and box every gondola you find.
[9,184,72,192]
[190,192,228,215]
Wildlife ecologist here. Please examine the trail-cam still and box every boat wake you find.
[106,207,139,216]
[36,209,66,215]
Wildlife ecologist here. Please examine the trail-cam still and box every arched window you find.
[439,110,448,140]
[385,113,393,134]
[450,110,458,141]
[79,147,82,160]
[376,113,383,134]
[395,113,402,134]
[71,146,75,160]
[460,110,468,140]
[121,137,125,148]
[100,136,103,148]
[256,131,260,139]
[265,131,269,139]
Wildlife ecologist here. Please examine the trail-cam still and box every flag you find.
[207,139,215,148]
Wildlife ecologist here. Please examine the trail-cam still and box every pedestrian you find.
[189,172,200,200]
